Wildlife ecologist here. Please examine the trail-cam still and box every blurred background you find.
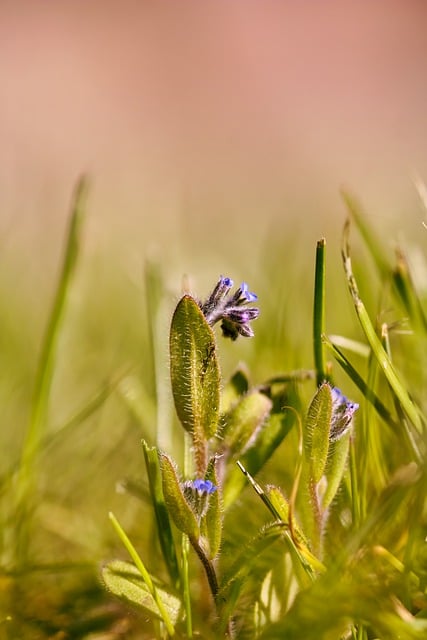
[1,0,427,269]
[1,0,427,565]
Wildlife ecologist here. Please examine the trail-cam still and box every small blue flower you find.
[329,386,359,441]
[183,477,217,520]
[200,276,260,340]
[238,282,258,303]
[190,478,217,495]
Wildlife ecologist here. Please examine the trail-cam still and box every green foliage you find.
[160,452,200,542]
[202,456,222,559]
[169,294,220,442]
[102,560,181,627]
[142,441,180,588]
[2,184,427,639]
[305,382,332,483]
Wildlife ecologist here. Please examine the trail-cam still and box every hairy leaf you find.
[170,295,220,440]
[160,452,199,541]
[306,383,332,483]
[102,560,181,624]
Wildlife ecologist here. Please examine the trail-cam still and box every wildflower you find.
[190,478,217,495]
[329,386,359,442]
[183,478,217,520]
[200,276,260,340]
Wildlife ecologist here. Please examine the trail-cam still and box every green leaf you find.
[321,430,350,509]
[170,295,220,440]
[305,383,332,483]
[160,452,200,541]
[222,391,273,457]
[102,560,181,625]
[266,485,324,574]
[266,486,308,546]
[202,457,222,559]
[142,441,180,588]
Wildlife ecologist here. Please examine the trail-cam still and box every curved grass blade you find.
[343,190,427,333]
[342,221,423,434]
[324,336,399,432]
[108,516,176,636]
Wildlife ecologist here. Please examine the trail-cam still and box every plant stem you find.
[181,535,193,638]
[313,238,328,386]
[190,538,219,602]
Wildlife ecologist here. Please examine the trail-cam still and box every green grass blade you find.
[108,513,176,636]
[324,336,399,431]
[343,190,427,333]
[342,221,424,433]
[102,560,181,630]
[313,238,328,386]
[15,177,88,564]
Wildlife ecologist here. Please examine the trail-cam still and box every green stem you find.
[349,436,361,527]
[181,535,193,638]
[313,238,328,386]
[190,537,219,602]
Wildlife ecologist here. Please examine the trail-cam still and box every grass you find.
[0,182,426,639]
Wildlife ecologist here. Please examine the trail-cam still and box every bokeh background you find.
[1,0,427,565]
[2,0,427,268]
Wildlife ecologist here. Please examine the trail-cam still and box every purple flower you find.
[200,276,260,340]
[329,386,359,441]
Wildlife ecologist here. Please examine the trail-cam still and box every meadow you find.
[0,179,426,639]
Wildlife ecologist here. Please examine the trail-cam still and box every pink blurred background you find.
[1,0,427,274]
